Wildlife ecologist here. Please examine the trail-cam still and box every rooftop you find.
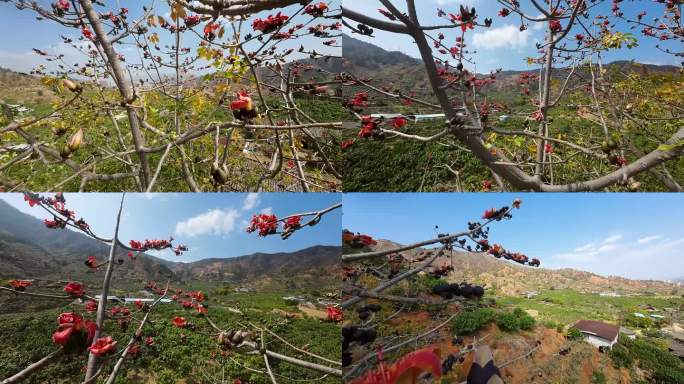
[572,320,620,341]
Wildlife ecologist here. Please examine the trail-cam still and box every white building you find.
[572,320,620,348]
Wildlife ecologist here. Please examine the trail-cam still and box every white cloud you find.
[472,25,530,50]
[175,208,240,237]
[574,243,594,252]
[602,234,622,244]
[242,193,260,211]
[551,235,684,280]
[637,235,662,244]
[260,207,273,215]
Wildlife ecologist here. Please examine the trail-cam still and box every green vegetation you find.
[592,370,607,384]
[0,290,339,384]
[450,306,535,335]
[566,327,584,340]
[342,71,684,192]
[494,308,535,332]
[450,307,495,335]
[611,336,684,384]
[0,87,348,191]
[496,289,682,325]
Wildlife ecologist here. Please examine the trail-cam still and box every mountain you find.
[341,34,681,99]
[360,238,680,296]
[0,199,340,290]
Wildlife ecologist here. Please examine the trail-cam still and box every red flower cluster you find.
[129,238,172,251]
[252,12,289,33]
[247,214,278,236]
[498,8,510,17]
[544,143,554,154]
[391,117,408,129]
[346,92,369,109]
[89,336,117,356]
[111,306,131,317]
[85,300,98,313]
[44,218,66,229]
[64,282,84,297]
[304,2,328,17]
[184,15,200,28]
[82,26,94,40]
[326,306,343,322]
[351,347,442,384]
[189,291,205,302]
[54,0,69,11]
[449,5,477,32]
[172,316,188,328]
[9,280,32,291]
[283,215,302,231]
[24,193,41,207]
[52,312,97,352]
[230,90,252,111]
[359,116,380,138]
[343,230,377,248]
[204,22,220,40]
[341,140,355,150]
[549,19,562,33]
[85,255,97,269]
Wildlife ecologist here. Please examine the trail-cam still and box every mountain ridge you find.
[366,238,680,296]
[0,198,339,290]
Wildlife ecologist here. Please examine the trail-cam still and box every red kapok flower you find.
[63,282,84,297]
[85,255,97,269]
[283,215,301,230]
[482,208,497,219]
[341,140,355,149]
[230,90,252,111]
[544,143,554,154]
[82,26,94,40]
[252,12,289,33]
[172,316,187,328]
[246,214,278,236]
[392,117,408,129]
[145,336,154,346]
[58,312,83,325]
[304,2,328,16]
[326,306,343,322]
[350,347,442,384]
[88,336,117,356]
[8,279,32,291]
[52,323,76,345]
[85,300,98,313]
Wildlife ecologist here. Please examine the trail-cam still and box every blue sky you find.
[0,193,341,262]
[0,0,340,74]
[342,193,684,281]
[344,0,682,72]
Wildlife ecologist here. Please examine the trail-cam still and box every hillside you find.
[0,67,57,105]
[364,239,680,296]
[341,34,680,100]
[0,199,340,290]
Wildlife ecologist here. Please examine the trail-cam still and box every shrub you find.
[566,327,584,340]
[495,308,536,332]
[609,344,633,368]
[495,311,519,331]
[592,370,607,384]
[451,308,495,335]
